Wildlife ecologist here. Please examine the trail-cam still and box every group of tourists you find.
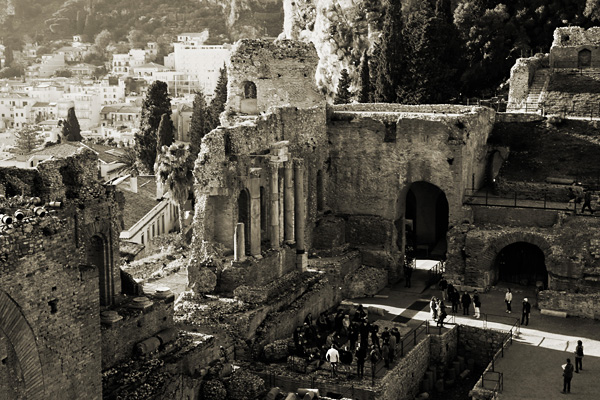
[294,305,402,379]
[562,340,585,394]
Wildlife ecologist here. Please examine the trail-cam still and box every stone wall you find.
[538,290,600,319]
[472,207,559,228]
[550,27,600,68]
[507,54,547,106]
[227,39,325,115]
[447,216,600,292]
[101,297,175,369]
[0,149,122,399]
[456,325,507,370]
[376,336,431,400]
[430,326,459,369]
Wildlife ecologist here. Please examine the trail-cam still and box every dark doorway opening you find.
[238,189,251,255]
[495,242,547,288]
[405,182,449,259]
[578,49,592,68]
[88,235,111,306]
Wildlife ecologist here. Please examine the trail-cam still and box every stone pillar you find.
[294,159,307,270]
[284,161,294,244]
[234,222,245,261]
[270,163,280,249]
[249,171,262,257]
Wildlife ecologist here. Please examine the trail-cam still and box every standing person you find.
[473,290,481,319]
[461,291,472,316]
[389,330,397,363]
[437,300,447,327]
[391,327,401,345]
[369,345,381,381]
[438,276,448,300]
[370,324,380,350]
[581,189,594,214]
[450,288,459,314]
[355,343,367,378]
[430,297,438,321]
[575,340,584,373]
[326,344,340,377]
[381,327,390,345]
[522,298,531,326]
[349,321,359,350]
[382,342,390,369]
[404,258,413,288]
[505,288,513,313]
[562,358,574,394]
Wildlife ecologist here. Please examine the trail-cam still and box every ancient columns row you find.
[234,158,306,267]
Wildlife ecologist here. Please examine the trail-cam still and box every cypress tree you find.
[156,113,174,150]
[208,66,228,127]
[62,107,82,141]
[189,89,211,158]
[334,69,352,105]
[371,0,407,103]
[135,81,172,173]
[358,51,371,103]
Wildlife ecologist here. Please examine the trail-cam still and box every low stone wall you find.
[472,206,559,228]
[538,290,600,319]
[430,326,459,369]
[495,113,544,123]
[101,297,174,369]
[375,336,431,400]
[456,325,508,370]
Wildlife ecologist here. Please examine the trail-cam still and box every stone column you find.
[294,159,305,253]
[270,163,280,249]
[284,161,294,243]
[249,171,262,257]
[234,222,245,261]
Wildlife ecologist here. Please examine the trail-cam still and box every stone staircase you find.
[507,69,550,113]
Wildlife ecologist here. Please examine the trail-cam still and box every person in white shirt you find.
[505,288,513,313]
[326,344,340,377]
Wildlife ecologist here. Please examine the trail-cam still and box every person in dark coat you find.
[369,345,381,381]
[381,342,390,369]
[438,276,448,300]
[355,343,367,378]
[461,292,472,315]
[581,189,594,214]
[521,298,531,326]
[391,327,401,345]
[370,324,380,350]
[349,321,359,350]
[381,327,391,345]
[562,358,574,393]
[575,340,584,373]
[450,288,459,314]
[404,259,413,288]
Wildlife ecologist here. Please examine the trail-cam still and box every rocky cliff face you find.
[282,0,385,99]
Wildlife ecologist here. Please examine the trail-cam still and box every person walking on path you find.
[326,344,340,377]
[562,358,574,393]
[473,290,481,319]
[461,291,472,316]
[581,189,594,214]
[575,340,584,373]
[522,298,531,326]
[505,288,513,313]
[355,343,367,378]
[438,276,448,300]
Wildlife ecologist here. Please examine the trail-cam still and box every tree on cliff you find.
[156,113,174,150]
[15,125,44,154]
[155,143,194,234]
[208,66,228,127]
[61,107,82,142]
[371,0,408,103]
[358,51,371,103]
[189,89,212,159]
[334,69,352,104]
[135,80,172,173]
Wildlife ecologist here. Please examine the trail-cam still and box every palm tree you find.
[155,143,194,234]
[111,145,139,177]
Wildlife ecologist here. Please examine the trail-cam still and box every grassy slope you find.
[489,120,600,182]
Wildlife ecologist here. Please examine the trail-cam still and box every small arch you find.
[88,234,113,306]
[494,242,548,288]
[238,189,251,255]
[578,48,592,68]
[241,81,258,114]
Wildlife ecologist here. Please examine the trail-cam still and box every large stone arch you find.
[0,290,46,399]
[81,217,117,306]
[479,232,553,288]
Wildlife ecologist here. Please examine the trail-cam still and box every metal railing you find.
[463,188,600,216]
[482,370,504,392]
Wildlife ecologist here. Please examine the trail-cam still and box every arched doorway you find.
[241,81,258,114]
[405,182,449,259]
[494,242,547,288]
[238,189,251,255]
[88,235,112,306]
[578,49,592,68]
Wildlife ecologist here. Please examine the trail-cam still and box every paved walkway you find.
[350,267,600,399]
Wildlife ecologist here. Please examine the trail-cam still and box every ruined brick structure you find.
[0,149,121,399]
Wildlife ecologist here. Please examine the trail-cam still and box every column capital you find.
[283,160,293,169]
[293,158,305,168]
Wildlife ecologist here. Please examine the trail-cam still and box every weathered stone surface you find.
[344,266,388,299]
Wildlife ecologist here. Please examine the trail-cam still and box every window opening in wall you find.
[48,299,58,314]
[243,81,257,99]
[88,235,112,306]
